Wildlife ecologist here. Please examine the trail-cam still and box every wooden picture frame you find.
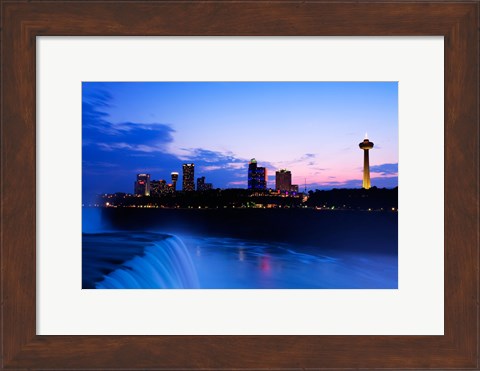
[1,1,478,369]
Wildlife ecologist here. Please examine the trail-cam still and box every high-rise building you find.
[248,158,267,190]
[150,179,172,196]
[275,169,292,192]
[248,159,258,189]
[171,172,179,191]
[197,176,213,191]
[197,176,205,191]
[134,173,151,196]
[182,164,195,191]
[359,135,374,189]
[150,180,160,196]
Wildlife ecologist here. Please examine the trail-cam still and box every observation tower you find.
[359,134,374,189]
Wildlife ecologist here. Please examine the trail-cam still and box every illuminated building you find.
[171,172,179,191]
[359,135,374,189]
[275,169,292,192]
[150,179,173,196]
[150,180,161,196]
[197,176,205,191]
[134,173,150,196]
[197,176,213,191]
[182,163,195,191]
[248,158,267,190]
[290,184,299,193]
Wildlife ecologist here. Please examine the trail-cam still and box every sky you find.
[82,82,398,201]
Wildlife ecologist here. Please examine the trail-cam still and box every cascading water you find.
[96,235,199,289]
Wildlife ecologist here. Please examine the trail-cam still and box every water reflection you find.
[238,248,245,261]
[180,235,397,289]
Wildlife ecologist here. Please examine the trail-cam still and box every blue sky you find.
[82,82,398,201]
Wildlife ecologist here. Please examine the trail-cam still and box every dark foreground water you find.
[82,208,398,289]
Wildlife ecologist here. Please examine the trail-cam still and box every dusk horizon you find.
[82,82,398,202]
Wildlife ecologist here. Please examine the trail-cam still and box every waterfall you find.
[96,235,199,289]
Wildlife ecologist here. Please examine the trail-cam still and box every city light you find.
[92,142,397,211]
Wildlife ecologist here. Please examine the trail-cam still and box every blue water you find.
[82,208,398,289]
[95,235,199,289]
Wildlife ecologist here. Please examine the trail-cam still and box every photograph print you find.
[82,82,398,289]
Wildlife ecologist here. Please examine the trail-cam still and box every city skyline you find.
[83,82,398,202]
[130,158,297,195]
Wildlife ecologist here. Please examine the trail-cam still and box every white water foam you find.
[96,235,199,289]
